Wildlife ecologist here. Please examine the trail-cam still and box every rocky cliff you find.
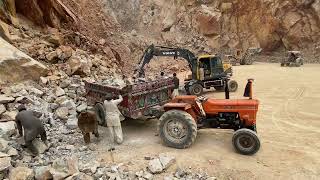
[0,0,319,81]
[104,0,320,60]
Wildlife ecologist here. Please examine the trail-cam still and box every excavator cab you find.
[197,55,224,79]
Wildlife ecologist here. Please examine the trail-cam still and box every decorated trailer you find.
[84,78,175,126]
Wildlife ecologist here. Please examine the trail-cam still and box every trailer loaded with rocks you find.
[85,77,175,125]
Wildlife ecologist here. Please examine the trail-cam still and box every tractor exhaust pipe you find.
[244,79,254,99]
[225,79,230,99]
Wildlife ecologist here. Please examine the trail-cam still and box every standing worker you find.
[15,105,47,155]
[104,95,124,144]
[172,73,179,98]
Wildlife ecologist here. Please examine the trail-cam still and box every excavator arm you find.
[135,44,198,78]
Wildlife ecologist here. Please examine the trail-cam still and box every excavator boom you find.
[135,45,197,78]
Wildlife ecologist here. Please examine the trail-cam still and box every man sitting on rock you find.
[104,95,124,145]
[15,105,47,155]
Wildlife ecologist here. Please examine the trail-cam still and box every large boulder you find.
[193,5,221,36]
[0,0,18,25]
[15,0,76,28]
[0,37,48,85]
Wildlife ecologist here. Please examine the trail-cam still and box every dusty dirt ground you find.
[94,63,320,180]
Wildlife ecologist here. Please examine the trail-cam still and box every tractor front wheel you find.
[95,103,106,126]
[228,80,238,92]
[232,128,260,155]
[159,110,197,149]
[189,83,203,96]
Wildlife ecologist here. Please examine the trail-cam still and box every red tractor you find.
[158,79,260,155]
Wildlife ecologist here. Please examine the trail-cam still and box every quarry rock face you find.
[105,0,320,54]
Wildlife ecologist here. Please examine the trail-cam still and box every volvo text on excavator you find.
[135,45,238,96]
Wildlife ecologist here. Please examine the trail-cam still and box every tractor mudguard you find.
[163,103,198,121]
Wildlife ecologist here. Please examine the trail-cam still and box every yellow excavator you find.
[135,45,238,96]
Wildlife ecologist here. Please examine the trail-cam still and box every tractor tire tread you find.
[232,128,260,155]
[159,110,197,149]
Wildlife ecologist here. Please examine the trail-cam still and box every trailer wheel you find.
[189,83,203,96]
[228,80,238,92]
[159,110,197,149]
[95,103,105,126]
[232,128,260,155]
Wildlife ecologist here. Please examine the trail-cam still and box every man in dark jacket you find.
[172,73,179,98]
[15,105,47,155]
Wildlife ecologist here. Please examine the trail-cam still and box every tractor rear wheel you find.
[232,128,260,155]
[159,110,197,149]
[228,80,238,92]
[95,103,106,126]
[189,83,203,96]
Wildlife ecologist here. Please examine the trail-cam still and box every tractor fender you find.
[163,103,198,121]
[241,114,256,127]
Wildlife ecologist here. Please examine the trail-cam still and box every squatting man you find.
[15,105,47,155]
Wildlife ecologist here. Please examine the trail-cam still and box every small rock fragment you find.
[29,87,44,97]
[0,105,6,115]
[55,107,69,120]
[32,139,48,154]
[55,87,65,97]
[76,103,87,112]
[39,76,48,85]
[0,95,15,104]
[0,121,16,138]
[9,166,34,180]
[1,111,17,121]
[66,117,78,130]
[148,158,163,174]
[7,147,18,156]
[34,166,53,180]
[159,154,176,170]
[0,157,11,172]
